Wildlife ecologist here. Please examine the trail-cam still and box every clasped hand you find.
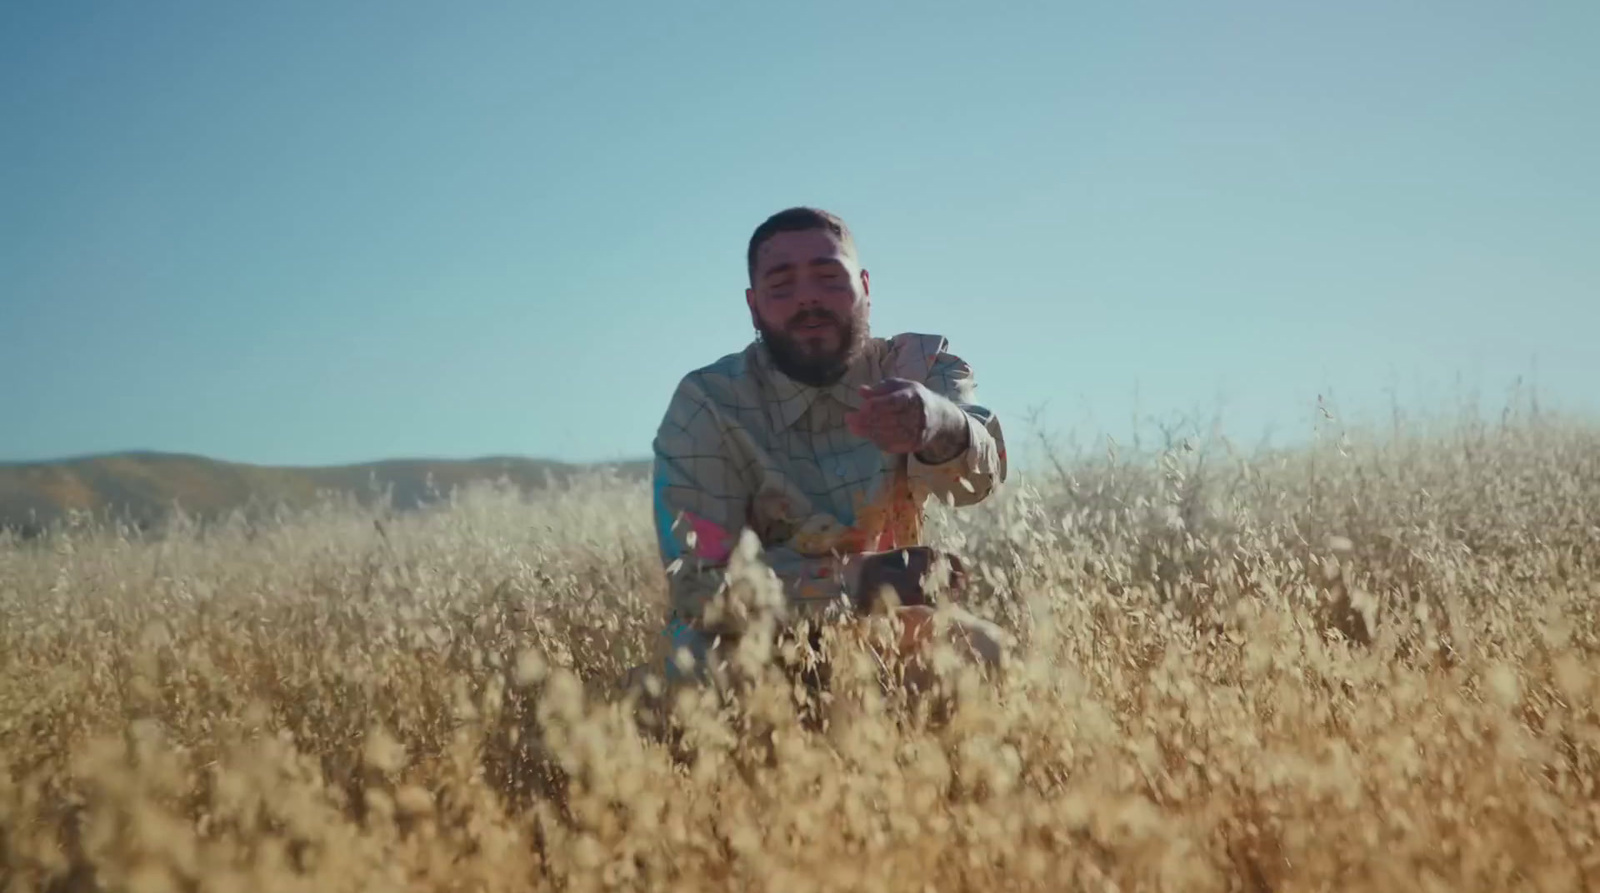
[844,378,965,457]
[844,546,968,614]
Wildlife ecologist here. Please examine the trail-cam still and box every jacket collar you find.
[753,339,877,431]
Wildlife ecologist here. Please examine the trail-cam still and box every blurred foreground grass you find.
[3,411,1599,891]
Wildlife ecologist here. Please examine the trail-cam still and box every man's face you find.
[746,228,871,387]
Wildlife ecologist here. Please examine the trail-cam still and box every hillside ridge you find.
[0,450,652,534]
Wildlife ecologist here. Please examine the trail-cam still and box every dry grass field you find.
[3,408,1598,892]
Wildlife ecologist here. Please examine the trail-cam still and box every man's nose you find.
[795,279,834,307]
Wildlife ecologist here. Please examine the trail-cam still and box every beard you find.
[756,304,870,388]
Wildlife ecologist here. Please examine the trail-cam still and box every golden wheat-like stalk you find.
[2,416,1597,891]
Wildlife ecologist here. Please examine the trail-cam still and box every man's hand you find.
[846,546,968,614]
[846,378,971,461]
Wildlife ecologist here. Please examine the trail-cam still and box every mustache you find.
[788,310,841,329]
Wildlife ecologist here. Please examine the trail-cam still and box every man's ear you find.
[860,269,870,297]
[745,287,761,329]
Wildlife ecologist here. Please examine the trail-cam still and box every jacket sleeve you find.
[651,377,843,633]
[899,336,1007,507]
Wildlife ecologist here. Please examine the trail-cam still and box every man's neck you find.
[756,338,876,392]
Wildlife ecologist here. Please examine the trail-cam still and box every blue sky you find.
[2,1,1595,467]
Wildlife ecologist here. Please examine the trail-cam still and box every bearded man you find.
[649,207,1009,683]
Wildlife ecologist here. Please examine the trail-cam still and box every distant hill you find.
[0,451,651,536]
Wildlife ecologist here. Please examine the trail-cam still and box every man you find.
[649,207,1009,684]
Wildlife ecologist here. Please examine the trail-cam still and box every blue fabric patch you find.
[651,450,681,561]
[661,620,712,683]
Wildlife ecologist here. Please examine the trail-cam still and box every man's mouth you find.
[793,318,837,333]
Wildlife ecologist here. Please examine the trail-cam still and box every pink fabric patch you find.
[683,512,734,563]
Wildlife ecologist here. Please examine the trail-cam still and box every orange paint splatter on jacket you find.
[789,462,923,557]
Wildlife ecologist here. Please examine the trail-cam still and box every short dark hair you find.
[746,207,857,284]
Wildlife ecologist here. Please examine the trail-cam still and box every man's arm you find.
[844,336,1004,508]
[891,336,1007,506]
[652,379,843,633]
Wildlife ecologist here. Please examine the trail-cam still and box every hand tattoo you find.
[847,378,971,460]
[915,403,970,464]
[863,398,923,450]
